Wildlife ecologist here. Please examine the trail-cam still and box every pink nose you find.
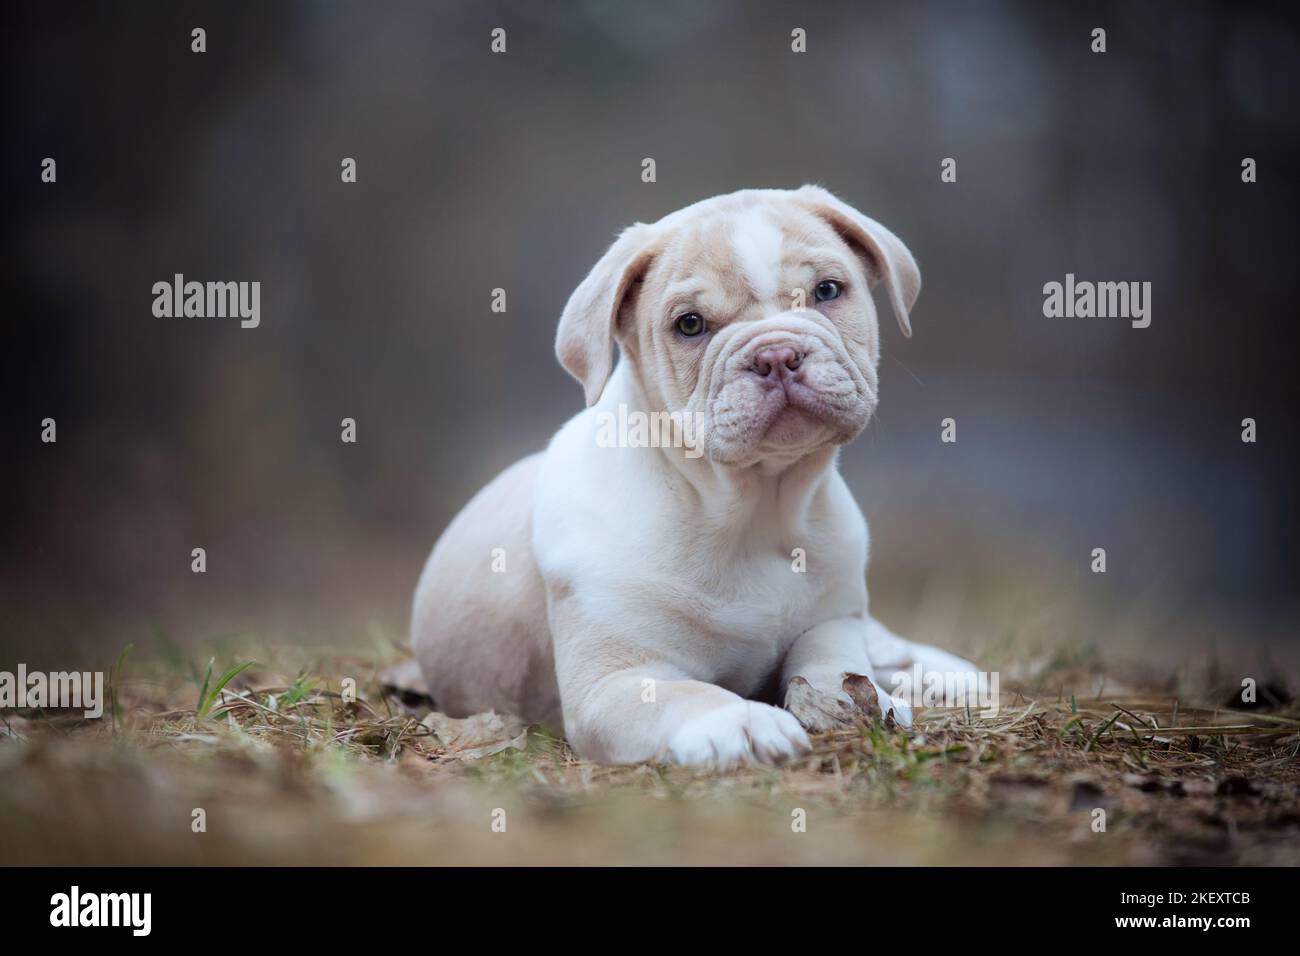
[752,347,802,379]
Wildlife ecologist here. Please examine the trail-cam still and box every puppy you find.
[412,185,976,766]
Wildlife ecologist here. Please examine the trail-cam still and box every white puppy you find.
[412,186,976,767]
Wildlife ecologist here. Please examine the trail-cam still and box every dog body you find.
[412,186,975,765]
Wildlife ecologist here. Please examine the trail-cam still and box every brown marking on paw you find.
[784,673,892,732]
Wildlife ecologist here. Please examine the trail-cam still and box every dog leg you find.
[561,664,812,767]
[551,599,811,767]
[864,615,977,680]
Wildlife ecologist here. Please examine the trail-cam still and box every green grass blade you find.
[198,660,258,718]
[109,642,134,733]
[196,657,214,716]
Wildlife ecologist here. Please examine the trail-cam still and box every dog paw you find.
[666,701,811,768]
[846,674,913,729]
[784,674,912,732]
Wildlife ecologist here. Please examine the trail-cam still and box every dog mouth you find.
[756,376,863,439]
[696,328,875,465]
[704,374,869,464]
[761,403,822,446]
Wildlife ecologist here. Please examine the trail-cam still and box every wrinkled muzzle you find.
[691,314,877,466]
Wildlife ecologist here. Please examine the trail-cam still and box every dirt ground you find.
[2,626,1297,867]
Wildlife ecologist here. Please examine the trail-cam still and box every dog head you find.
[556,186,919,467]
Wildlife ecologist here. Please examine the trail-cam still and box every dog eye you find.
[675,312,707,337]
[814,280,842,302]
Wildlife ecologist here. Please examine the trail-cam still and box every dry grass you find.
[2,633,1297,866]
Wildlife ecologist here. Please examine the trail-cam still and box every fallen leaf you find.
[420,711,527,759]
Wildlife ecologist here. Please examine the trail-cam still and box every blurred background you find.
[2,0,1297,676]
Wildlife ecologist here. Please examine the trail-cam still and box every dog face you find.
[556,186,920,467]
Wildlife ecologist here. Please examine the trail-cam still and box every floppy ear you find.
[555,224,657,406]
[794,185,921,337]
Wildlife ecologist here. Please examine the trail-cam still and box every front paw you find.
[784,674,912,733]
[666,701,812,768]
